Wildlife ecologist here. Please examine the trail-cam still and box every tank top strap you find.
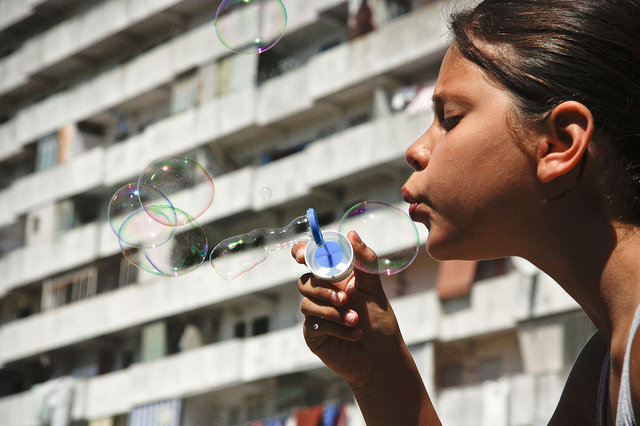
[599,350,611,426]
[615,302,640,425]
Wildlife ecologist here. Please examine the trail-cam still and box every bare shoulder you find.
[629,327,640,421]
[548,331,608,426]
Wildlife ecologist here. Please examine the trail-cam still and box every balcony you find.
[0,0,50,34]
[0,105,427,286]
[0,286,441,421]
[437,373,566,426]
[0,147,105,228]
[0,0,183,92]
[0,2,445,223]
[0,275,575,423]
[0,0,352,162]
[0,222,101,296]
[0,258,576,377]
[0,0,451,223]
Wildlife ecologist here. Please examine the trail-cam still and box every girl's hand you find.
[291,231,405,389]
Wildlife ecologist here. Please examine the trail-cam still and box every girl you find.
[292,0,640,424]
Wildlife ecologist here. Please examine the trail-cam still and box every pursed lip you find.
[401,186,427,221]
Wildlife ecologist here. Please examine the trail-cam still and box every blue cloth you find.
[265,416,287,426]
[322,404,341,426]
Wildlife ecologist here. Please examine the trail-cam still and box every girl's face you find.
[402,45,539,260]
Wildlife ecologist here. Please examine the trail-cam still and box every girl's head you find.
[403,0,640,260]
[449,0,640,224]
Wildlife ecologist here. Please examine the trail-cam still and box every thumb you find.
[347,230,384,296]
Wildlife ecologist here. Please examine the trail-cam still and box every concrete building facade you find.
[0,0,595,424]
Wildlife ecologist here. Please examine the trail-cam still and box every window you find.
[170,69,199,114]
[35,134,59,171]
[251,316,269,336]
[41,266,98,311]
[55,200,76,234]
[233,321,247,338]
[119,257,138,287]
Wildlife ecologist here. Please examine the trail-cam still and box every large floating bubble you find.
[119,207,208,277]
[210,214,310,280]
[138,156,214,227]
[107,183,176,248]
[215,0,287,54]
[338,201,420,275]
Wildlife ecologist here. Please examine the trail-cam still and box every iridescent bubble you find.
[214,0,287,54]
[119,207,208,277]
[107,183,176,248]
[338,201,420,275]
[260,186,272,200]
[137,156,214,227]
[210,214,309,280]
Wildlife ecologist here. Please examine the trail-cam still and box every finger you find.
[348,230,378,267]
[300,297,359,327]
[347,231,385,296]
[291,241,307,264]
[298,274,347,306]
[304,317,362,342]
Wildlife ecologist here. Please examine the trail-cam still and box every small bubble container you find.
[305,230,354,282]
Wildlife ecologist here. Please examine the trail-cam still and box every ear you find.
[536,101,594,183]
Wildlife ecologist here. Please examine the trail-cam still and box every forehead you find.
[433,45,509,106]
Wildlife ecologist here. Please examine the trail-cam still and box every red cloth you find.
[295,405,323,426]
[436,260,478,300]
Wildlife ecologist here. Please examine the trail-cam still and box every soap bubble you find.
[210,214,310,280]
[260,187,272,200]
[119,207,208,277]
[107,183,176,247]
[138,156,214,227]
[338,201,420,275]
[210,230,269,280]
[215,0,287,54]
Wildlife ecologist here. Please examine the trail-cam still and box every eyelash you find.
[441,116,461,131]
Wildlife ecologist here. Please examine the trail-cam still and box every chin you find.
[425,232,484,262]
[425,234,457,261]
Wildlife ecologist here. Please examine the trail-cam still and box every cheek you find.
[431,134,524,218]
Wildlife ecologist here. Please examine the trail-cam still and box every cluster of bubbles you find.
[209,200,420,281]
[215,0,288,54]
[107,156,214,277]
[108,159,420,280]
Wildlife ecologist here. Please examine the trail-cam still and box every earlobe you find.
[536,101,594,184]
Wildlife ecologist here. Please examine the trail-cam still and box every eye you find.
[442,116,462,132]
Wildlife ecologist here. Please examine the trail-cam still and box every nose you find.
[405,131,431,171]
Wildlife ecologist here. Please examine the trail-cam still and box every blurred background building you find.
[0,0,596,424]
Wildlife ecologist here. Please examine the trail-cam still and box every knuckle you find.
[300,298,313,314]
[322,305,337,319]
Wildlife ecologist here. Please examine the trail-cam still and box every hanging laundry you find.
[295,404,323,425]
[322,403,347,426]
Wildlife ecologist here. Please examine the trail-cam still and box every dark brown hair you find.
[450,0,640,222]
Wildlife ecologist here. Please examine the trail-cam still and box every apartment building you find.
[0,0,595,424]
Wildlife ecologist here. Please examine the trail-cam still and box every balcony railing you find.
[0,275,575,423]
[0,0,353,162]
[0,267,577,374]
[0,108,427,285]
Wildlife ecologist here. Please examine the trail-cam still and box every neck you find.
[524,212,640,345]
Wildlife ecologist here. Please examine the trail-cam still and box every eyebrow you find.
[432,92,472,110]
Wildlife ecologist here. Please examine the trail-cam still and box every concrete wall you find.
[0,0,354,161]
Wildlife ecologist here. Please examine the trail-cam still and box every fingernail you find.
[346,277,356,292]
[351,232,362,245]
[332,291,345,304]
[345,311,357,324]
